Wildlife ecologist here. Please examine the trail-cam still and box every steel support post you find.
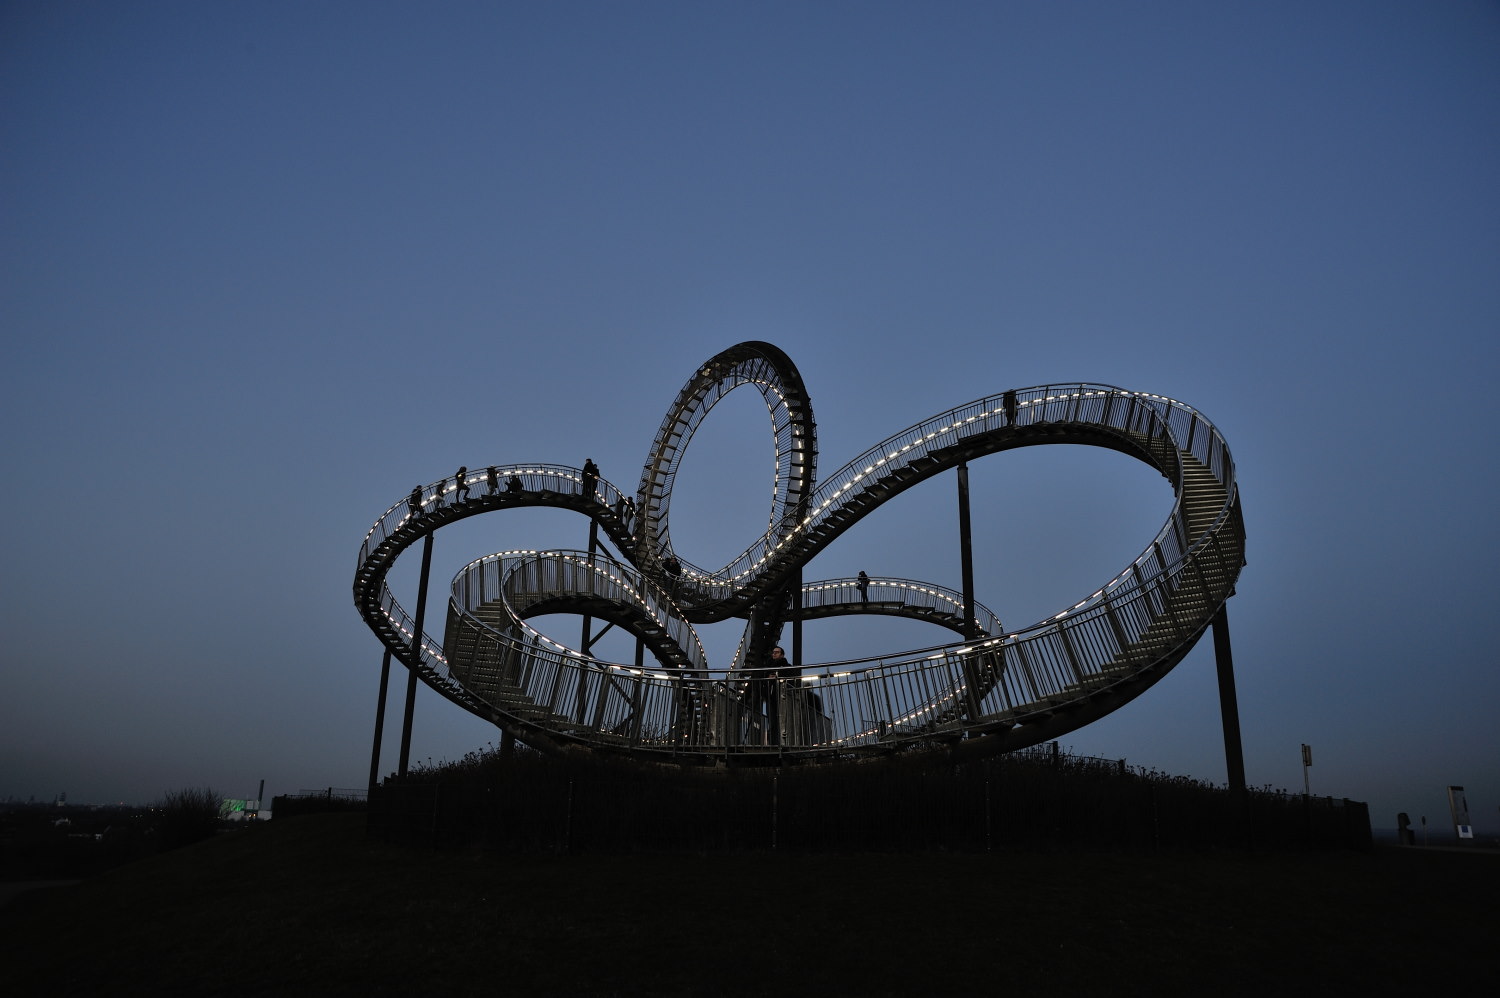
[1212,603,1247,794]
[957,463,982,719]
[957,463,977,641]
[630,636,646,744]
[576,518,600,722]
[397,530,434,778]
[791,567,803,674]
[788,568,803,749]
[367,648,392,792]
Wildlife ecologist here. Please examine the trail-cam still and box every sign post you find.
[1448,786,1473,840]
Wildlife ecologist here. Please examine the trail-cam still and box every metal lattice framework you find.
[353,341,1245,763]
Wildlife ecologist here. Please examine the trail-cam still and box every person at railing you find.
[663,555,681,594]
[610,494,638,538]
[486,466,499,495]
[407,486,423,518]
[455,466,470,501]
[581,458,600,502]
[506,473,525,494]
[1003,389,1018,427]
[743,646,789,745]
[857,571,870,603]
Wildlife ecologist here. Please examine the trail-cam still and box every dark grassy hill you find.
[1,812,1494,996]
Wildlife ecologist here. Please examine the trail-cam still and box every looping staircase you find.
[353,345,1245,764]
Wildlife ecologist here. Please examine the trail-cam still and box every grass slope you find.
[1,812,1494,996]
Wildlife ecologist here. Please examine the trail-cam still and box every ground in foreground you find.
[2,812,1494,996]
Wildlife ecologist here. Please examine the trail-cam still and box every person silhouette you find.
[455,467,470,501]
[581,458,600,502]
[857,571,870,603]
[747,645,788,745]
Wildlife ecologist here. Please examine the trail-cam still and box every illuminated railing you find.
[353,377,1243,759]
[652,386,1234,614]
[414,488,1237,756]
[453,550,709,674]
[797,576,1001,637]
[358,463,637,570]
[635,342,815,600]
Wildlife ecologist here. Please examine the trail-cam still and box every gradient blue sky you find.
[3,1,1496,837]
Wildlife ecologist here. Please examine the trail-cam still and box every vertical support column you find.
[1213,603,1247,793]
[957,463,982,720]
[957,463,977,641]
[367,648,392,792]
[576,518,601,722]
[398,530,435,778]
[787,569,803,749]
[791,568,803,673]
[630,636,646,745]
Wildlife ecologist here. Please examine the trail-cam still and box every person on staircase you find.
[581,458,600,503]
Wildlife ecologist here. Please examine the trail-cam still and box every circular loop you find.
[635,341,816,582]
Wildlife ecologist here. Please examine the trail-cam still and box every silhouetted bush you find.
[152,787,226,850]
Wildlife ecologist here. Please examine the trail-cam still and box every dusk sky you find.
[4,1,1497,838]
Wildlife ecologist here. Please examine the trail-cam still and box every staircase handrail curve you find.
[728,386,1185,583]
[722,519,1234,680]
[737,389,1234,630]
[373,587,466,697]
[358,463,638,570]
[398,515,1236,752]
[648,385,1193,611]
[353,465,658,701]
[353,354,1245,759]
[361,508,1234,754]
[354,393,1231,684]
[1047,469,1242,627]
[451,549,711,675]
[368,459,1227,697]
[441,560,1005,684]
[709,574,1004,678]
[797,576,1002,636]
[354,394,1229,666]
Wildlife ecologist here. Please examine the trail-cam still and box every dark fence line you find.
[365,747,1370,853]
[270,787,368,819]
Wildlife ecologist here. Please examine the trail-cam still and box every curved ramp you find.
[353,346,1245,762]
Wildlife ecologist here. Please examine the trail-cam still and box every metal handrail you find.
[797,576,1001,636]
[399,524,1234,754]
[652,386,1205,602]
[452,550,711,675]
[354,370,1243,759]
[359,463,634,569]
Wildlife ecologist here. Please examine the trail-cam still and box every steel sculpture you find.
[354,342,1246,767]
